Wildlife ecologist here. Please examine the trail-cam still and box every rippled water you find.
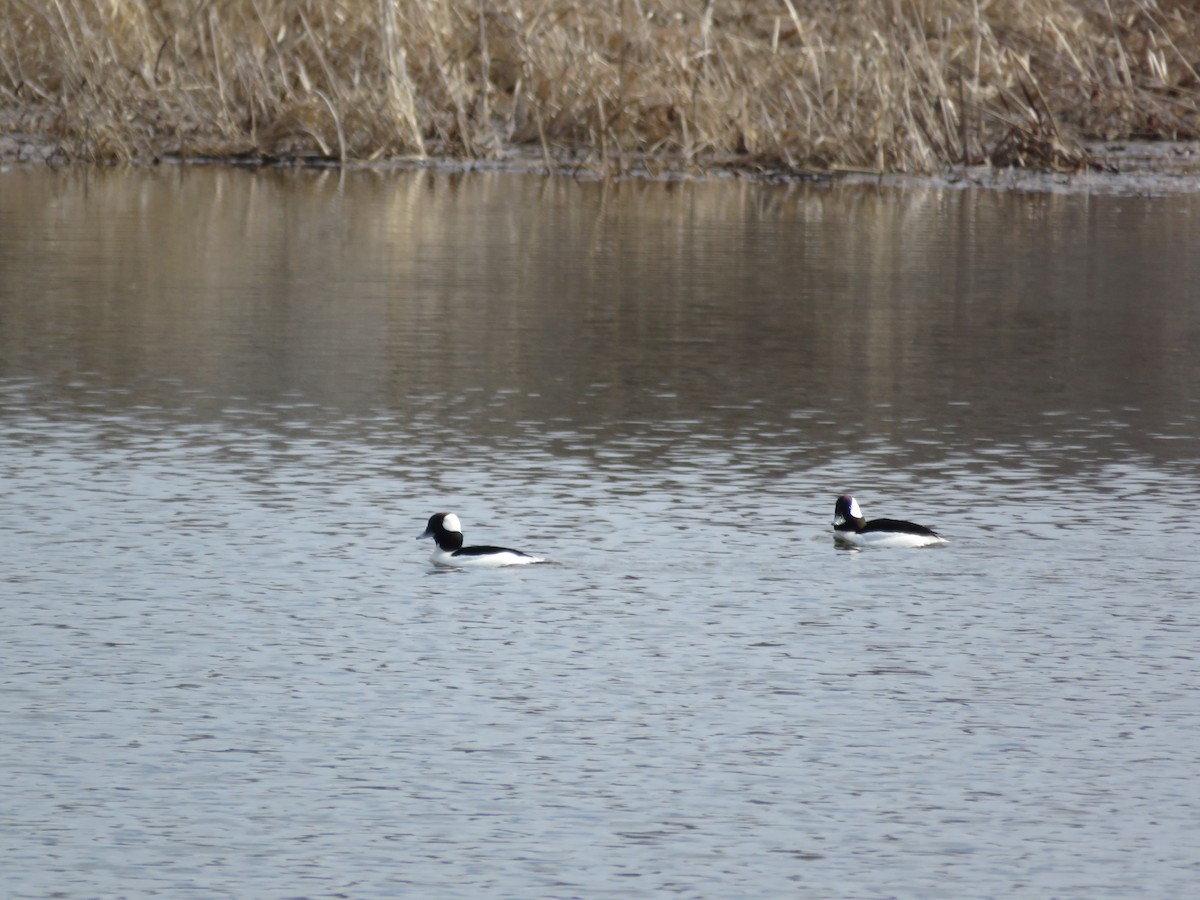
[2,166,1199,898]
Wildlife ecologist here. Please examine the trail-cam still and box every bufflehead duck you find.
[419,513,545,567]
[832,495,947,548]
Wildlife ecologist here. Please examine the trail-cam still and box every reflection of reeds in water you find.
[2,1,1197,172]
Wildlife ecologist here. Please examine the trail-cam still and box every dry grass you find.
[1,0,1197,173]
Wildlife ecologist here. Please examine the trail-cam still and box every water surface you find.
[2,166,1199,898]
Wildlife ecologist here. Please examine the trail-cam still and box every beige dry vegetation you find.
[1,0,1197,174]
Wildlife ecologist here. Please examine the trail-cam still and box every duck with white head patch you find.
[832,495,947,548]
[419,513,545,567]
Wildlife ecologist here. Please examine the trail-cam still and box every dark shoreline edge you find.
[2,135,1197,197]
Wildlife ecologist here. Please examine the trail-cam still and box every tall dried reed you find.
[2,0,1197,172]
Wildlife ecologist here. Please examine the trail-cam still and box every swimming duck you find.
[832,495,947,548]
[419,513,546,567]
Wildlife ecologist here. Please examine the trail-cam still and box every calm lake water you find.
[2,164,1199,898]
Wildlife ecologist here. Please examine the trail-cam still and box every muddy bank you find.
[850,142,1200,195]
[2,128,1197,196]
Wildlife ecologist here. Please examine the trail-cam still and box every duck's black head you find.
[832,495,865,532]
[419,512,465,551]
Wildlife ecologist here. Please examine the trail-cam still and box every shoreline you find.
[3,133,1197,197]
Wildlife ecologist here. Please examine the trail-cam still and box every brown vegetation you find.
[1,0,1197,174]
